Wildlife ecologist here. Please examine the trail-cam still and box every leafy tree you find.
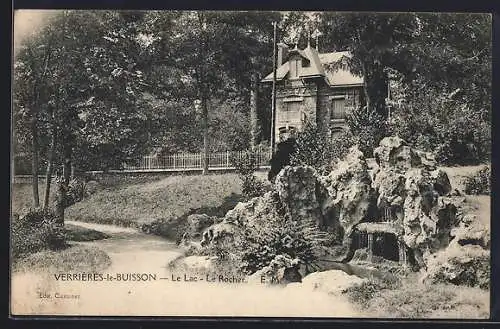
[318,13,419,118]
[142,11,281,171]
[13,10,153,218]
[388,13,491,164]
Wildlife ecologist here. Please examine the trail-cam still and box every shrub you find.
[342,277,401,309]
[290,120,337,174]
[290,120,358,174]
[231,209,329,274]
[66,177,88,206]
[11,208,66,259]
[347,106,388,158]
[464,166,491,195]
[389,87,491,166]
[230,150,265,199]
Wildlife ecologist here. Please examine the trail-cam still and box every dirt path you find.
[11,221,363,317]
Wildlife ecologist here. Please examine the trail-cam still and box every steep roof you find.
[262,45,363,87]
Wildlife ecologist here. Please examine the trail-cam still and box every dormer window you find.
[290,59,299,78]
[302,58,310,67]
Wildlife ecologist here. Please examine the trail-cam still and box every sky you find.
[13,10,60,57]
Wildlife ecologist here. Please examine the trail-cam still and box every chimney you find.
[277,43,289,66]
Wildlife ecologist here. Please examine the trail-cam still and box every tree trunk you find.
[53,176,65,225]
[63,143,72,186]
[43,126,57,210]
[362,62,388,118]
[30,117,40,208]
[201,96,209,175]
[250,76,259,149]
[361,62,371,113]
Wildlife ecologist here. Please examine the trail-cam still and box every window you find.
[331,98,346,120]
[302,58,310,67]
[289,59,300,78]
[278,100,302,126]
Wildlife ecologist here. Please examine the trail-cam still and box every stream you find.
[11,221,377,317]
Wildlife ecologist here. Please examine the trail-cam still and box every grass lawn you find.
[441,164,489,193]
[65,223,110,241]
[12,244,112,274]
[11,183,56,216]
[65,173,243,227]
[343,273,489,318]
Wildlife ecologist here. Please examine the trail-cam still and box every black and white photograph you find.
[10,10,492,318]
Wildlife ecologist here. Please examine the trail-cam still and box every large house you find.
[262,42,365,144]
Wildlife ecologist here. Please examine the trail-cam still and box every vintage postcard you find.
[10,10,491,318]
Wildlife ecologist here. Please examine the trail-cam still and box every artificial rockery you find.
[184,136,489,289]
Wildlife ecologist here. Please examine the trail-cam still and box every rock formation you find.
[421,213,490,289]
[318,146,375,240]
[197,136,488,288]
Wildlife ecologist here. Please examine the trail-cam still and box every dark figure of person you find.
[268,137,297,182]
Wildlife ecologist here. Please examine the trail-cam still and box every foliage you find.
[342,278,401,309]
[11,208,66,259]
[317,13,419,118]
[226,198,328,274]
[238,219,327,274]
[290,121,335,173]
[65,177,88,206]
[389,80,491,165]
[347,106,388,157]
[290,120,357,173]
[464,166,491,195]
[330,129,358,162]
[231,149,265,199]
[343,277,489,318]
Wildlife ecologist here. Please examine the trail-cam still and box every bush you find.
[290,120,337,174]
[11,208,66,259]
[389,87,491,166]
[342,277,401,309]
[347,106,388,158]
[231,208,328,274]
[464,166,490,195]
[66,177,88,206]
[290,120,358,174]
[230,150,265,199]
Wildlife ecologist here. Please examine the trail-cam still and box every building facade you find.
[262,42,365,144]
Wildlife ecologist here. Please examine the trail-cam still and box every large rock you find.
[168,255,218,275]
[422,244,489,289]
[449,214,490,249]
[371,137,456,268]
[275,166,322,226]
[224,190,282,226]
[421,213,490,289]
[200,191,283,247]
[374,136,423,171]
[186,214,215,236]
[200,221,238,247]
[319,146,375,238]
